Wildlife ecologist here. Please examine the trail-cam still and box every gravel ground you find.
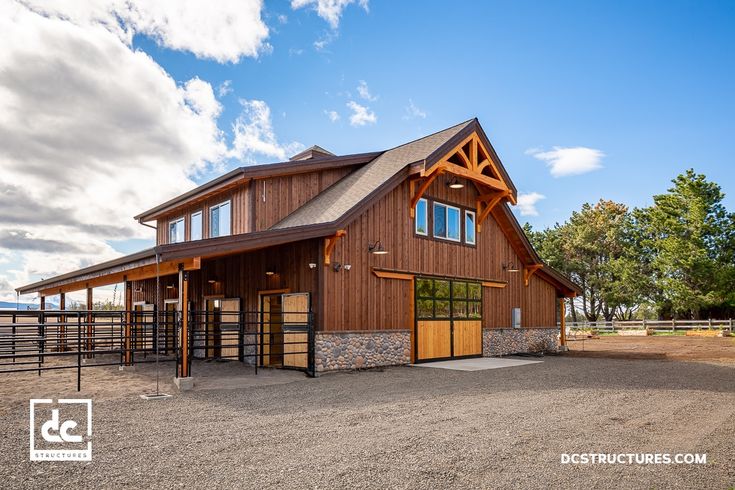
[0,356,733,489]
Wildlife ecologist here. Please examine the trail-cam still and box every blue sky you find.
[1,0,734,302]
[142,0,734,230]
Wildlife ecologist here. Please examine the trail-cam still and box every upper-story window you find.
[210,200,231,238]
[415,198,428,235]
[433,202,461,242]
[415,198,477,246]
[465,210,476,245]
[190,211,202,241]
[169,217,184,244]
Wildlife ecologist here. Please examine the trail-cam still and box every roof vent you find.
[289,145,336,161]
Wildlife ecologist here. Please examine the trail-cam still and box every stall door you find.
[415,278,483,361]
[219,298,241,360]
[282,293,310,368]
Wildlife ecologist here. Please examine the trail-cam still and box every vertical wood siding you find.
[323,173,559,332]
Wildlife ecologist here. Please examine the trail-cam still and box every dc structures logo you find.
[29,399,92,461]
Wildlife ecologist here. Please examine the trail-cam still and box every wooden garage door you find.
[415,278,482,361]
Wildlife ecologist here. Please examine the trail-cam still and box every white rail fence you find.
[564,319,733,333]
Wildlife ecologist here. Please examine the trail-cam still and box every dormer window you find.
[210,200,231,238]
[169,217,184,244]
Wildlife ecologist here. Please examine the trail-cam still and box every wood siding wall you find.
[155,167,351,245]
[131,239,321,321]
[322,173,559,332]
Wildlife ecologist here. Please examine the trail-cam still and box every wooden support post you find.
[124,279,132,365]
[559,298,567,348]
[59,292,66,352]
[39,295,45,311]
[178,268,190,379]
[86,287,93,358]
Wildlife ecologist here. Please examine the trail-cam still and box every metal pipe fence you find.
[0,308,314,391]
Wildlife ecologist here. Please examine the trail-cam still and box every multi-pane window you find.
[416,277,482,320]
[465,210,476,245]
[433,202,461,241]
[420,199,475,244]
[210,201,231,238]
[168,217,184,244]
[415,198,428,235]
[190,211,202,241]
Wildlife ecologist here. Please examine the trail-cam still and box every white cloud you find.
[291,0,369,29]
[0,1,289,302]
[346,101,376,126]
[403,99,427,119]
[217,80,233,97]
[325,110,340,122]
[357,80,377,101]
[20,0,271,63]
[229,99,303,162]
[526,146,605,177]
[516,192,546,216]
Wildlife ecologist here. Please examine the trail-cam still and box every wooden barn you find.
[17,119,579,380]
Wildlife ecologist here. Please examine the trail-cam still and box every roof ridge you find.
[381,118,476,154]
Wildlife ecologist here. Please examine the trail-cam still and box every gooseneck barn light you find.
[502,262,520,273]
[368,240,388,255]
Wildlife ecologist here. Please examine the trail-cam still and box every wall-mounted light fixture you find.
[502,262,520,273]
[134,287,143,293]
[343,264,352,271]
[447,177,464,189]
[265,270,275,276]
[207,278,217,284]
[368,240,389,255]
[308,262,317,269]
[166,285,174,289]
[332,262,342,272]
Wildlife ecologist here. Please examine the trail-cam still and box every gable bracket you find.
[324,230,347,266]
[524,264,543,286]
[476,190,511,232]
[410,168,445,218]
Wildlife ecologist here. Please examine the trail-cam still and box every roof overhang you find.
[134,151,382,223]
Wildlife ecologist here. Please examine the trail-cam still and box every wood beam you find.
[477,190,511,231]
[559,298,567,347]
[39,257,202,296]
[410,169,444,218]
[456,147,471,168]
[470,137,478,170]
[481,281,507,288]
[323,230,346,266]
[524,264,543,286]
[178,268,190,378]
[372,268,414,281]
[436,161,507,192]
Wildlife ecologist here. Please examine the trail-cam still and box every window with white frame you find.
[433,202,461,241]
[465,210,476,245]
[209,201,231,238]
[415,198,428,235]
[168,217,184,244]
[190,211,202,241]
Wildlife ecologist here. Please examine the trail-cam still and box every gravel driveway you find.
[0,356,733,489]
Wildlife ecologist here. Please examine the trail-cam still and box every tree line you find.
[525,169,735,321]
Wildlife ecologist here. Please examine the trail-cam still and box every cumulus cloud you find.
[526,146,605,177]
[20,0,270,63]
[217,80,233,97]
[291,0,369,29]
[516,192,546,216]
[325,110,340,122]
[403,99,427,119]
[346,101,376,126]
[0,1,290,301]
[229,99,303,162]
[357,80,377,101]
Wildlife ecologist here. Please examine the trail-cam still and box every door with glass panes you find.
[414,277,482,361]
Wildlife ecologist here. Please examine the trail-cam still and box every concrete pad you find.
[174,376,194,391]
[412,357,542,371]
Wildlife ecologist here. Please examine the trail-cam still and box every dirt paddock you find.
[0,353,733,489]
[567,335,735,364]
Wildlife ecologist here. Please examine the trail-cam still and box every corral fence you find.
[564,318,733,334]
[0,309,314,391]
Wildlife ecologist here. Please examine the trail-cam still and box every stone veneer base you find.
[315,330,410,372]
[482,327,559,356]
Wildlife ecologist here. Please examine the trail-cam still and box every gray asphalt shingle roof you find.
[272,119,473,229]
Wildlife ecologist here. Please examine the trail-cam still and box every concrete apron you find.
[411,357,543,371]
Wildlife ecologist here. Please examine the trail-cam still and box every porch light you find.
[368,240,388,255]
[503,262,520,273]
[308,263,317,269]
[344,264,352,271]
[447,177,464,189]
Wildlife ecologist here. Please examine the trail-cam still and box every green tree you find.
[634,169,735,319]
